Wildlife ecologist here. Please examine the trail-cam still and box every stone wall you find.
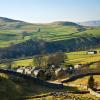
[0,68,64,89]
[88,88,100,98]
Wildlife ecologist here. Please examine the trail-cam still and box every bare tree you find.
[33,55,48,67]
[48,52,66,67]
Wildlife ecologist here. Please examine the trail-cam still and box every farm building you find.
[67,65,75,74]
[74,64,82,69]
[33,69,45,79]
[17,67,25,74]
[55,68,66,78]
[87,51,97,54]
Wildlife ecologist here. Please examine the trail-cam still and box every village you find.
[15,50,100,80]
[16,61,99,81]
[16,64,82,80]
[0,0,100,99]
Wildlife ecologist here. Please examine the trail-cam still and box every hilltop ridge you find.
[79,20,100,27]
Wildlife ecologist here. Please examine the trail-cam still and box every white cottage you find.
[74,64,82,69]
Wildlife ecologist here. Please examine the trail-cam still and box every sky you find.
[0,0,100,23]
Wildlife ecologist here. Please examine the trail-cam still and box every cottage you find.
[33,69,45,79]
[16,67,25,74]
[17,66,33,75]
[55,68,66,78]
[67,65,75,74]
[45,70,52,80]
[24,68,31,75]
[87,51,97,55]
[74,64,82,69]
[51,65,55,69]
[47,64,56,69]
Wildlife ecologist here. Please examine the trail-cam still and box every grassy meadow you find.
[0,21,100,48]
[0,50,100,69]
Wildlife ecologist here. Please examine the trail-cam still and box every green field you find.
[0,50,100,69]
[0,19,100,48]
[0,18,100,68]
[0,25,78,47]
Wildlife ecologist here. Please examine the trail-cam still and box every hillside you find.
[0,17,26,22]
[0,36,100,59]
[49,21,80,26]
[1,70,100,100]
[0,17,30,29]
[0,17,100,59]
[79,20,100,27]
[0,73,78,100]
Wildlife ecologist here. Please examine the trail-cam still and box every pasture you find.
[0,50,100,68]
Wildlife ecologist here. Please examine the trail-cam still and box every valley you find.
[0,17,100,100]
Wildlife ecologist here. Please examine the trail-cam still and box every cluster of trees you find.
[33,52,66,68]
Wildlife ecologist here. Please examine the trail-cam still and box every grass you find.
[0,25,76,47]
[0,74,21,100]
[0,50,100,68]
[67,54,100,64]
[0,21,100,66]
[65,75,100,87]
[27,93,100,100]
[13,59,33,66]
[66,50,100,64]
[73,27,100,37]
[0,19,100,100]
[0,73,99,100]
[0,22,100,48]
[0,73,78,100]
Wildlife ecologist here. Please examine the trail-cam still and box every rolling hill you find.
[0,17,25,22]
[79,20,100,27]
[0,17,100,59]
[49,21,80,26]
[0,72,78,100]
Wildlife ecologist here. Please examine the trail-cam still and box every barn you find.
[87,51,97,54]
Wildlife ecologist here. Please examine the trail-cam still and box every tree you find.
[33,55,48,68]
[6,59,14,69]
[48,52,66,67]
[37,28,41,32]
[88,75,95,89]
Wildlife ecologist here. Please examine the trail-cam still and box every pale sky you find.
[0,0,100,23]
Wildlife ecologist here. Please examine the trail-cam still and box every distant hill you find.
[50,21,80,26]
[0,17,100,59]
[0,17,31,30]
[0,17,24,23]
[79,20,100,27]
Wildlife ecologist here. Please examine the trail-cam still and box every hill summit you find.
[79,20,100,27]
[50,21,80,26]
[0,17,24,23]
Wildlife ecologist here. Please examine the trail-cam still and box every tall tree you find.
[33,55,48,68]
[88,75,95,89]
[48,52,66,67]
[6,59,14,69]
